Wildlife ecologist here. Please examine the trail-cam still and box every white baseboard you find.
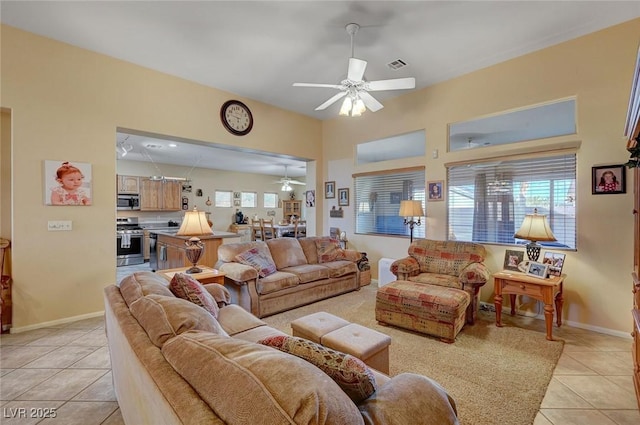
[9,310,105,334]
[478,301,631,340]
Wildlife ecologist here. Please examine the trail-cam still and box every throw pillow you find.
[258,335,377,403]
[315,238,346,263]
[235,247,277,277]
[169,273,219,318]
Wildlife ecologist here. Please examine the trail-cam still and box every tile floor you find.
[1,264,638,425]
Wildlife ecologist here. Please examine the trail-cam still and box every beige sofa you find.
[104,272,460,425]
[216,236,364,318]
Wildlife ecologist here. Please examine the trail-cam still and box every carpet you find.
[262,285,564,425]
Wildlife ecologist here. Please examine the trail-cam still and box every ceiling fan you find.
[293,23,416,116]
[274,165,305,191]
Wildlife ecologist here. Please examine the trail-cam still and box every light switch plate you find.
[48,220,72,231]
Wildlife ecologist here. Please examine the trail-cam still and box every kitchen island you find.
[150,230,241,271]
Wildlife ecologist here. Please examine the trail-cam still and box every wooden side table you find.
[493,270,565,341]
[158,266,226,285]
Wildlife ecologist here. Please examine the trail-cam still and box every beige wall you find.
[322,19,639,335]
[2,19,639,335]
[0,25,321,331]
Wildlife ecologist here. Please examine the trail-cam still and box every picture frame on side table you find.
[503,249,525,272]
[526,261,549,279]
[338,188,349,206]
[325,181,335,199]
[542,251,566,277]
[592,164,626,194]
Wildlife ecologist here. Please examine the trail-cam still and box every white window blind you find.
[354,168,425,238]
[447,154,576,248]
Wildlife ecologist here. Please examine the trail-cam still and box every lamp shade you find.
[399,200,424,218]
[514,211,556,242]
[176,207,214,236]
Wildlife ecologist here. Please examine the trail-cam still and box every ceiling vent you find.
[387,59,407,70]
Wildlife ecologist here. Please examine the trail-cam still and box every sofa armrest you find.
[390,257,419,280]
[358,373,459,425]
[218,262,258,283]
[458,262,490,288]
[342,249,361,262]
[203,284,231,307]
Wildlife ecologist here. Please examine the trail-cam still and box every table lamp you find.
[514,208,556,262]
[399,200,425,243]
[176,206,214,273]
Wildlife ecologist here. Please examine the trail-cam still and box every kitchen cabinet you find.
[117,175,140,194]
[282,200,302,220]
[140,178,182,211]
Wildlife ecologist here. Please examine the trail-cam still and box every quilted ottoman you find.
[376,280,471,343]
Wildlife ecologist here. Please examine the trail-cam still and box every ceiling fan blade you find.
[293,83,343,89]
[367,77,416,91]
[359,91,384,112]
[315,91,348,111]
[347,58,367,82]
[289,180,306,185]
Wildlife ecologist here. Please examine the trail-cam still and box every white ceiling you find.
[3,1,639,175]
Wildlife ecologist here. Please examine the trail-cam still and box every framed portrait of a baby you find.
[44,160,92,206]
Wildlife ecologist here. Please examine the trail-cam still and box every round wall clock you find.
[220,100,253,136]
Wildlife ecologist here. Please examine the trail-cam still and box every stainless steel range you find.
[117,217,144,266]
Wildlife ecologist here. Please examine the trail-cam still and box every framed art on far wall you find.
[324,181,335,199]
[592,164,625,194]
[428,180,444,201]
[338,188,349,206]
[44,160,92,206]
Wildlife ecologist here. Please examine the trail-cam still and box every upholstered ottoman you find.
[376,280,471,343]
[291,312,392,374]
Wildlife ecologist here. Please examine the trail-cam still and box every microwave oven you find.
[117,194,140,210]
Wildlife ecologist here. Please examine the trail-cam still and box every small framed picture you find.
[526,261,549,279]
[233,200,240,207]
[325,181,335,199]
[503,249,525,272]
[338,188,349,206]
[542,251,566,277]
[592,164,625,194]
[428,180,444,201]
[390,192,402,204]
[44,160,92,206]
[305,190,315,207]
[233,191,241,199]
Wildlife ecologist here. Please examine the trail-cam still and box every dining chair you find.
[296,220,307,238]
[251,219,263,241]
[282,218,298,238]
[261,218,276,240]
[1,238,12,333]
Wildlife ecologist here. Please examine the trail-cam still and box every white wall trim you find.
[9,310,105,334]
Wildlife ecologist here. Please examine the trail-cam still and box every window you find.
[215,190,232,207]
[447,154,576,249]
[263,192,278,208]
[356,130,426,164]
[354,167,425,238]
[240,191,257,208]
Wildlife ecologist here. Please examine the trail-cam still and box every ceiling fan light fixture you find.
[339,96,353,116]
[353,98,366,115]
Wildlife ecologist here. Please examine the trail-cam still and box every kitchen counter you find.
[152,231,241,270]
[149,230,239,239]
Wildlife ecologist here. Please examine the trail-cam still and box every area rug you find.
[262,285,564,425]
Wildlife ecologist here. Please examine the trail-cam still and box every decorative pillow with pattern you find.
[235,247,277,277]
[258,335,377,403]
[315,238,346,263]
[169,273,219,318]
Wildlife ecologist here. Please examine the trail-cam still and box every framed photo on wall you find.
[44,160,92,206]
[338,188,349,206]
[428,180,444,201]
[324,181,335,199]
[503,249,524,272]
[592,164,625,194]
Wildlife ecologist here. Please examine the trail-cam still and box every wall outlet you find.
[48,220,72,231]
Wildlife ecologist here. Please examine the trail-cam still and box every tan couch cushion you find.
[162,331,364,425]
[358,373,458,425]
[280,264,331,284]
[130,294,228,348]
[266,238,308,269]
[217,304,267,336]
[320,260,358,278]
[298,237,323,264]
[315,239,346,263]
[255,271,299,295]
[218,241,268,263]
[118,272,174,307]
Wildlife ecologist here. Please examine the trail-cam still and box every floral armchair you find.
[390,239,490,324]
